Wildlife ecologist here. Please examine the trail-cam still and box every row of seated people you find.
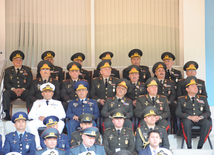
[1,75,211,155]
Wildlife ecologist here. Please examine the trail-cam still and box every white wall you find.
[0,0,5,61]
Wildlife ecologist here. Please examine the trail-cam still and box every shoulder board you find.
[197,95,206,98]
[6,132,12,135]
[161,126,165,128]
[197,79,204,82]
[166,79,173,83]
[5,66,13,69]
[61,133,68,136]
[139,94,146,98]
[80,79,87,82]
[111,76,118,79]
[106,97,114,100]
[63,79,70,82]
[159,95,167,98]
[178,95,185,99]
[124,127,133,131]
[94,143,103,146]
[105,127,111,131]
[93,77,99,80]
[124,97,131,101]
[139,82,145,85]
[57,148,64,151]
[33,78,40,81]
[71,145,79,148]
[140,65,149,69]
[179,79,185,82]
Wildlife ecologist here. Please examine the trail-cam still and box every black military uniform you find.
[176,76,211,149]
[135,106,169,152]
[103,109,135,155]
[161,52,182,84]
[177,61,207,98]
[135,78,170,129]
[70,113,101,147]
[123,49,151,83]
[27,60,60,110]
[93,52,120,78]
[3,50,33,120]
[101,78,134,129]
[66,53,91,84]
[90,60,118,111]
[36,51,64,85]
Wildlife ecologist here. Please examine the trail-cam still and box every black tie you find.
[74,80,76,84]
[46,100,49,105]
[117,129,120,136]
[81,100,84,104]
[87,147,90,151]
[17,68,20,75]
[44,79,47,83]
[118,98,121,102]
[20,134,22,141]
[150,128,153,131]
[152,97,155,105]
[192,97,195,103]
[167,69,170,75]
[105,79,108,88]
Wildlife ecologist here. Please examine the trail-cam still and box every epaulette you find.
[80,79,87,82]
[94,143,103,146]
[140,65,149,69]
[62,79,70,82]
[179,79,185,82]
[33,78,40,81]
[105,127,111,131]
[6,132,12,135]
[197,79,205,82]
[111,76,118,79]
[124,97,131,101]
[106,97,114,100]
[178,95,185,99]
[197,95,206,98]
[161,126,165,128]
[93,77,99,80]
[166,79,174,83]
[71,145,79,148]
[124,127,132,131]
[159,95,167,98]
[61,133,68,136]
[139,94,146,98]
[57,148,64,151]
[5,66,13,69]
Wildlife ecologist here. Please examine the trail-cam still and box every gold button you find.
[135,96,137,98]
[83,113,84,114]
[17,81,19,83]
[162,91,164,93]
[135,93,137,94]
[193,104,195,106]
[17,77,19,79]
[118,143,120,145]
[82,105,84,107]
[18,85,20,87]
[154,106,156,107]
[193,113,195,115]
[83,109,84,111]
[193,108,195,110]
[135,89,137,91]
[20,148,22,150]
[118,105,120,106]
[106,88,108,90]
[118,138,120,140]
[75,95,77,97]
[105,96,107,98]
[106,92,107,94]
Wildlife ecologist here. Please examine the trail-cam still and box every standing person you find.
[3,50,32,120]
[2,112,36,155]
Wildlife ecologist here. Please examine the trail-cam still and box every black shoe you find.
[197,146,202,149]
[3,115,11,121]
[187,147,192,149]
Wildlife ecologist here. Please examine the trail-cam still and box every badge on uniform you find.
[183,102,187,107]
[125,138,129,145]
[56,76,58,80]
[110,102,115,107]
[37,84,40,90]
[136,85,139,89]
[90,107,93,111]
[160,107,163,110]
[62,143,65,148]
[26,143,29,149]
[143,74,146,79]
[13,140,17,144]
[67,84,71,88]
[200,106,203,111]
[113,85,116,92]
[10,75,13,80]
[109,81,112,84]
[97,84,100,89]
[23,79,26,83]
[145,101,149,106]
[109,134,113,140]
[73,103,78,107]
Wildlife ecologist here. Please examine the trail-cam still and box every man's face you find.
[100,67,111,77]
[12,58,23,68]
[147,85,158,96]
[148,132,161,148]
[47,124,58,130]
[155,68,165,79]
[74,60,83,66]
[163,60,174,69]
[116,86,127,97]
[69,70,80,80]
[112,118,124,128]
[14,119,26,131]
[80,122,93,129]
[144,115,156,126]
[44,58,54,64]
[42,90,54,100]
[131,57,140,66]
[44,138,57,149]
[129,73,139,82]
[40,68,51,78]
[82,134,95,147]
[76,89,88,99]
[186,70,197,77]
[186,84,198,95]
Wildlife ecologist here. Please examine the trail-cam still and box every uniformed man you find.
[69,127,106,155]
[176,76,211,149]
[103,109,135,155]
[66,81,100,139]
[177,61,207,98]
[36,128,66,155]
[90,60,118,111]
[161,52,182,84]
[93,51,120,78]
[61,62,86,110]
[37,51,64,85]
[66,53,91,84]
[152,62,177,132]
[3,50,33,120]
[40,116,70,155]
[101,78,133,130]
[125,65,146,107]
[123,49,151,83]
[135,106,169,152]
[27,60,60,110]
[70,113,102,147]
[135,77,170,129]
[2,112,36,155]
[28,83,66,150]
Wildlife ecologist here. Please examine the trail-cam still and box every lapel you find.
[20,132,26,142]
[146,95,153,104]
[113,96,118,104]
[80,143,87,152]
[147,146,152,155]
[90,145,96,152]
[99,76,104,86]
[12,66,17,77]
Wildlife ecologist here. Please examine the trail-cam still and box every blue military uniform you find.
[2,112,36,155]
[0,134,2,154]
[66,81,100,138]
[35,148,66,155]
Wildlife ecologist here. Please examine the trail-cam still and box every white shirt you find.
[149,145,159,155]
[28,99,66,120]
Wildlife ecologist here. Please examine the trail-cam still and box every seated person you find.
[2,112,36,155]
[40,116,70,155]
[176,76,211,149]
[135,77,170,129]
[28,83,66,150]
[27,60,60,110]
[35,128,66,155]
[69,127,105,155]
[3,50,32,120]
[138,130,172,155]
[101,78,133,130]
[93,51,120,78]
[103,109,135,155]
[66,52,91,84]
[71,113,101,147]
[66,81,100,139]
[135,106,169,152]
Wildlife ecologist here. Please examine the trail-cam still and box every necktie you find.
[117,129,120,136]
[160,80,162,84]
[17,68,20,75]
[192,97,195,103]
[73,80,76,84]
[118,98,121,102]
[87,147,90,151]
[20,134,22,141]
[167,69,170,75]
[46,100,49,105]
[152,97,155,105]
[150,128,153,131]
[105,79,108,88]
[44,79,47,83]
[81,100,84,104]
[153,150,156,155]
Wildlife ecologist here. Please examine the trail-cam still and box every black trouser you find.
[169,101,177,133]
[3,89,29,113]
[181,118,212,148]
